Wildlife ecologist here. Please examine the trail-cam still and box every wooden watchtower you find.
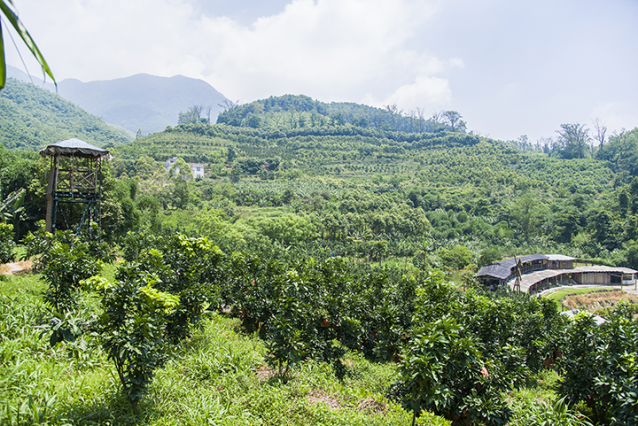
[40,139,110,234]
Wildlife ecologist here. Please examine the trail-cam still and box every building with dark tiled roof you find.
[475,254,637,293]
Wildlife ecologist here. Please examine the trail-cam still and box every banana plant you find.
[0,187,25,223]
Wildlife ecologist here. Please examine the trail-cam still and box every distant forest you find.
[213,94,464,134]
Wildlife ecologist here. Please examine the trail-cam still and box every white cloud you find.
[363,75,451,111]
[5,0,638,141]
[6,0,451,109]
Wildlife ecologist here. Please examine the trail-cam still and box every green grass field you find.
[545,286,611,301]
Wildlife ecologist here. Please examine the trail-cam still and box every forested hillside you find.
[216,94,462,133]
[0,78,132,150]
[7,65,230,135]
[3,92,638,425]
[102,119,638,271]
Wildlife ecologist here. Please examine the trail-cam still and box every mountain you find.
[7,65,229,136]
[0,77,132,150]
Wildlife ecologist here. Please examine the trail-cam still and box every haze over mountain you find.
[7,65,229,135]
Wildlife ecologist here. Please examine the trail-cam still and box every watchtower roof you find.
[39,138,111,159]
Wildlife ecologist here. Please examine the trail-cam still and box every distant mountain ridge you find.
[0,77,131,150]
[7,65,229,135]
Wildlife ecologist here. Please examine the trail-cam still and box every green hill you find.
[0,77,132,150]
[108,120,638,261]
[4,85,638,267]
[216,94,458,133]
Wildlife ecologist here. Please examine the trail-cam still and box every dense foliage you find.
[0,222,15,263]
[216,94,461,134]
[2,90,638,424]
[558,304,638,425]
[7,229,629,424]
[91,269,179,412]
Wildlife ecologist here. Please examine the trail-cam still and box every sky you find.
[3,0,637,142]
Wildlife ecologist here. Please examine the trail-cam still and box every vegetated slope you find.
[110,122,638,266]
[7,65,230,136]
[115,122,614,200]
[57,74,229,135]
[115,121,481,165]
[216,94,458,133]
[0,78,132,150]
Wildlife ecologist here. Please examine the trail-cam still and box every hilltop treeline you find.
[215,94,463,133]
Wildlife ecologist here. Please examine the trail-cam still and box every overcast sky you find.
[4,0,637,142]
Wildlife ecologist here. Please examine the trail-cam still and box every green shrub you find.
[91,267,179,413]
[139,234,224,343]
[39,240,101,311]
[558,304,638,425]
[21,221,75,269]
[0,222,15,264]
[395,315,511,426]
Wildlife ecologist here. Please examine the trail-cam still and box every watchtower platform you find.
[40,139,110,234]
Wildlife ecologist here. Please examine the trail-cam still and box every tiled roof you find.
[475,255,548,279]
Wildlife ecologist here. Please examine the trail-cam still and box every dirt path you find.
[0,260,32,275]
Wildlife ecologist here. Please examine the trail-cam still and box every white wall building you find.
[165,157,205,179]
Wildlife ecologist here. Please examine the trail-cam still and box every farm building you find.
[474,254,549,289]
[165,157,205,179]
[475,254,637,294]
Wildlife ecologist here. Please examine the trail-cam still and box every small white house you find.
[190,163,205,179]
[165,157,205,179]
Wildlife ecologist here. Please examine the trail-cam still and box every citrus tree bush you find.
[21,222,75,269]
[260,268,313,378]
[397,315,512,426]
[38,239,101,311]
[80,223,116,264]
[558,304,638,425]
[222,251,286,333]
[223,254,362,378]
[392,271,571,425]
[462,288,566,377]
[0,222,15,264]
[124,233,225,343]
[88,268,179,413]
[161,235,225,339]
[264,258,362,379]
[352,267,420,362]
[394,273,513,426]
[121,230,162,261]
